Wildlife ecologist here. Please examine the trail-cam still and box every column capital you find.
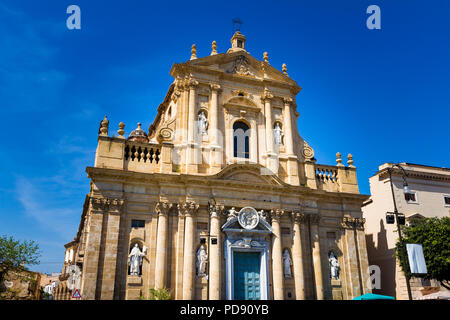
[90,197,124,213]
[309,213,321,225]
[210,83,221,92]
[209,204,225,218]
[188,79,199,89]
[261,88,274,102]
[341,216,365,230]
[270,208,285,222]
[178,201,199,216]
[291,211,307,224]
[283,97,293,105]
[155,202,173,216]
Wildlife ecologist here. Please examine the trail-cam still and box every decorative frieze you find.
[90,197,124,213]
[341,216,365,230]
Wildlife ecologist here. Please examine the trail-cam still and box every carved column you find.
[187,79,198,143]
[292,211,306,300]
[209,204,224,300]
[174,205,186,299]
[210,84,220,146]
[262,89,274,154]
[80,200,104,300]
[182,202,199,299]
[283,97,294,155]
[271,209,285,300]
[249,117,258,163]
[209,84,222,173]
[310,214,324,300]
[283,97,299,185]
[262,89,278,174]
[186,80,199,174]
[341,216,366,298]
[154,202,172,289]
[81,197,124,300]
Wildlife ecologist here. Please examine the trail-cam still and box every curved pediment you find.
[213,163,286,187]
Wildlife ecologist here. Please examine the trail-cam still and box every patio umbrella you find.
[353,293,395,300]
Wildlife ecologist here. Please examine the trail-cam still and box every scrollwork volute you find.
[302,140,314,160]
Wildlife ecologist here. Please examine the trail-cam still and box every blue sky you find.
[0,0,449,274]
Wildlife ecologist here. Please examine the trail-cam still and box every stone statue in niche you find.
[198,111,209,135]
[274,123,283,145]
[329,252,340,280]
[283,249,293,278]
[128,243,147,276]
[196,245,208,276]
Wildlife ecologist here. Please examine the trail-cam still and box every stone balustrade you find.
[94,131,173,174]
[315,164,339,192]
[313,161,359,193]
[124,141,161,173]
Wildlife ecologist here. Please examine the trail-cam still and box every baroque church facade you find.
[59,32,371,300]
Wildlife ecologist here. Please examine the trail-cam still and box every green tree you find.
[0,235,41,278]
[139,287,172,300]
[395,217,450,289]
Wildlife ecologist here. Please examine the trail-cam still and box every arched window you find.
[233,121,250,159]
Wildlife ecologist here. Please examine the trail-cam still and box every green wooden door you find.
[233,252,261,300]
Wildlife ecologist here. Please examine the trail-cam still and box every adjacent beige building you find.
[60,32,371,300]
[362,162,450,299]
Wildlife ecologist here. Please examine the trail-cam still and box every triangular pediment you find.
[172,51,299,88]
[213,163,286,186]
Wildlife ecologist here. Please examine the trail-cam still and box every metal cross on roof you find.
[232,18,243,33]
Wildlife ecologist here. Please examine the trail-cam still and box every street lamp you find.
[386,163,413,300]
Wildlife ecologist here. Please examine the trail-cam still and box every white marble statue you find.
[227,207,237,221]
[198,111,209,135]
[329,252,340,280]
[238,207,259,230]
[196,245,208,276]
[128,244,146,276]
[283,249,293,278]
[274,123,283,145]
[257,210,267,221]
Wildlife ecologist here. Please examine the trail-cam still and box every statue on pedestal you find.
[283,249,293,278]
[274,123,283,145]
[198,111,209,135]
[196,245,208,276]
[128,244,146,276]
[329,252,340,280]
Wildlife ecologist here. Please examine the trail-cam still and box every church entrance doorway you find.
[233,252,261,300]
